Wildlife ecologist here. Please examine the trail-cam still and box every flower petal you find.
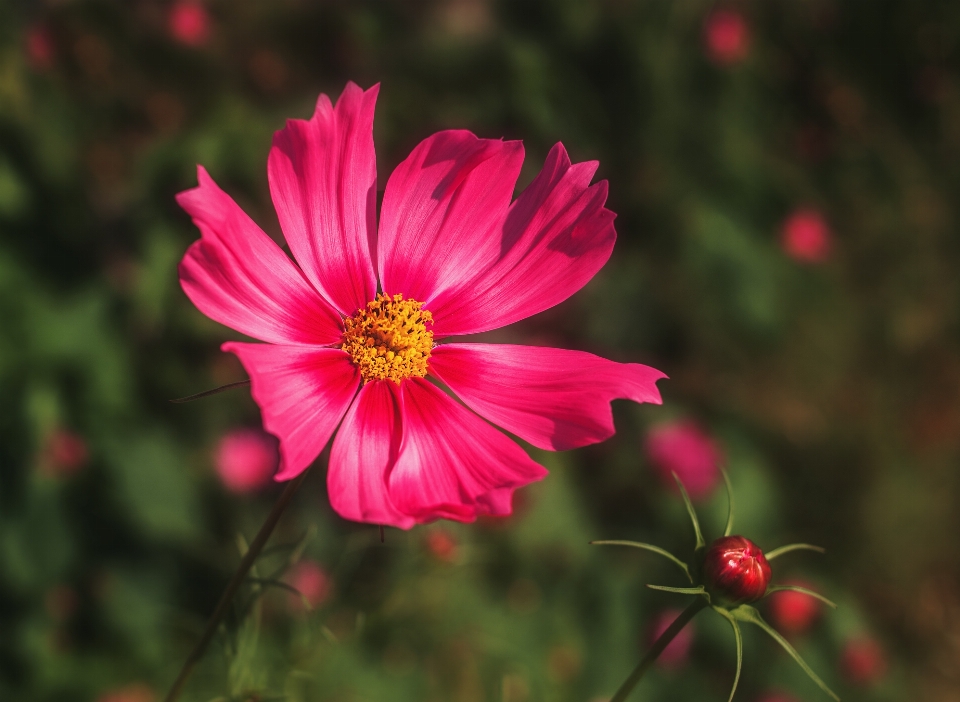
[328,380,414,529]
[428,143,617,336]
[429,343,666,451]
[223,343,360,481]
[387,378,547,523]
[177,167,343,345]
[378,131,524,310]
[268,82,379,316]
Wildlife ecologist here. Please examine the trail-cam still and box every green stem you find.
[609,598,709,702]
[163,466,311,702]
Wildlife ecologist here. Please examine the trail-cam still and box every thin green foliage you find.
[672,472,705,550]
[590,540,693,582]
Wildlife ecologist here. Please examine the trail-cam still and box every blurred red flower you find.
[425,528,458,562]
[649,608,694,669]
[168,1,211,47]
[25,25,55,69]
[841,636,887,685]
[780,209,831,263]
[644,420,722,500]
[767,580,822,635]
[41,428,89,477]
[286,560,332,611]
[704,9,750,66]
[97,683,155,702]
[213,428,278,493]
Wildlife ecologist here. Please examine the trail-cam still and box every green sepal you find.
[764,543,825,561]
[646,584,708,598]
[731,605,840,701]
[590,540,693,582]
[713,606,743,702]
[721,467,735,537]
[765,584,837,609]
[672,472,705,550]
[246,577,315,611]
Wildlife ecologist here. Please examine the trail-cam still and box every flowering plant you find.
[594,472,840,702]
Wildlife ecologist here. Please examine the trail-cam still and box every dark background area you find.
[0,1,957,700]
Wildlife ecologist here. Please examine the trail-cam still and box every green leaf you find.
[590,540,692,582]
[713,607,742,702]
[646,584,707,597]
[765,585,837,609]
[672,472,705,550]
[765,543,826,561]
[721,467,735,537]
[732,605,840,701]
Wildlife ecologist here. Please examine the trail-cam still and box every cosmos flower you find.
[178,82,665,528]
[213,428,278,493]
[644,419,722,500]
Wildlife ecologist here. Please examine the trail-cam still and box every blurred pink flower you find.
[767,579,821,635]
[425,528,458,562]
[40,428,89,477]
[704,9,750,66]
[841,636,887,685]
[644,420,721,500]
[178,82,665,528]
[168,1,211,47]
[25,25,55,69]
[213,428,278,493]
[755,692,799,702]
[781,209,831,263]
[97,683,155,702]
[649,609,694,669]
[286,560,332,610]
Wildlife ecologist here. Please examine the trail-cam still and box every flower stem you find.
[163,466,311,702]
[609,598,709,702]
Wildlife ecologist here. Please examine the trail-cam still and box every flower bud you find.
[702,535,771,605]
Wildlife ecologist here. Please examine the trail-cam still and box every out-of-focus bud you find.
[768,579,821,635]
[96,683,155,702]
[780,209,832,263]
[168,1,211,47]
[704,9,750,66]
[25,25,55,70]
[649,608,694,670]
[285,560,332,611]
[756,692,800,702]
[644,420,722,500]
[40,428,89,477]
[213,428,278,493]
[702,535,771,606]
[840,636,887,685]
[425,528,458,563]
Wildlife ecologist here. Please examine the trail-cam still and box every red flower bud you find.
[702,535,771,605]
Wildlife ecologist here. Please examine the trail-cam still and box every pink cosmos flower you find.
[704,9,750,66]
[168,1,211,47]
[285,560,332,610]
[178,82,665,528]
[780,208,832,263]
[644,420,721,500]
[213,428,279,493]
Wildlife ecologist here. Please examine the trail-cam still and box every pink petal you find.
[178,167,343,345]
[429,344,665,451]
[429,143,617,336]
[378,130,524,311]
[387,378,548,523]
[268,82,379,316]
[222,343,360,481]
[328,380,414,529]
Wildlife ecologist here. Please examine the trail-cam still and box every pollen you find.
[341,293,434,384]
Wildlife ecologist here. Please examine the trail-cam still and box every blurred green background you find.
[1,0,957,700]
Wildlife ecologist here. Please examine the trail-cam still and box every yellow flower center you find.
[341,293,434,384]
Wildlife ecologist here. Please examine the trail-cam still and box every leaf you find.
[713,607,742,702]
[721,467,735,537]
[672,472,705,550]
[765,543,826,561]
[590,540,692,582]
[766,585,837,609]
[646,584,707,597]
[732,605,840,701]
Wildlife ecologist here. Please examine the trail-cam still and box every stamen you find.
[341,293,434,384]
